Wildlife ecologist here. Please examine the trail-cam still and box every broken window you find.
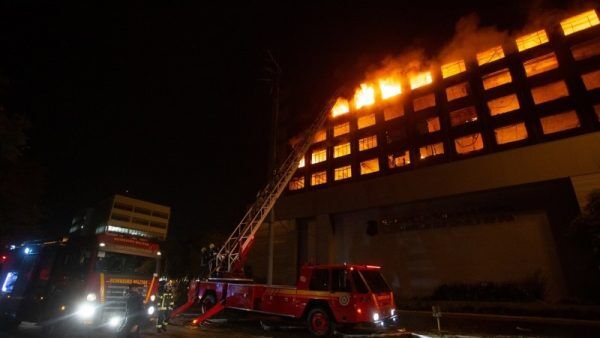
[571,37,600,61]
[540,111,581,134]
[358,135,378,151]
[298,157,305,168]
[477,46,505,66]
[416,116,441,134]
[455,133,484,154]
[560,10,600,36]
[357,113,376,129]
[334,165,352,181]
[360,158,380,175]
[289,176,305,190]
[333,122,350,137]
[311,148,327,164]
[419,142,444,159]
[388,151,411,168]
[482,68,512,90]
[383,104,404,120]
[494,123,528,144]
[333,142,351,158]
[446,82,470,101]
[487,94,520,116]
[385,128,407,144]
[449,106,478,126]
[311,171,327,186]
[531,80,569,104]
[410,71,433,89]
[582,69,600,90]
[313,130,326,143]
[441,60,467,78]
[523,53,559,77]
[515,30,549,52]
[413,93,436,111]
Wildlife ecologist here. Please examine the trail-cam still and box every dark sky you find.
[0,0,573,240]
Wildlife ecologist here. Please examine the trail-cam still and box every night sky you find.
[0,0,573,240]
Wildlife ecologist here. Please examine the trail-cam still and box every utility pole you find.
[265,51,281,285]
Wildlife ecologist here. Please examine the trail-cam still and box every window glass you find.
[383,105,404,120]
[388,151,411,168]
[359,270,392,293]
[571,37,600,60]
[298,157,305,168]
[289,176,305,190]
[419,142,444,159]
[333,142,351,158]
[385,128,407,144]
[331,269,353,292]
[449,106,478,126]
[477,46,505,65]
[333,122,350,137]
[494,123,528,144]
[441,60,466,78]
[531,81,569,104]
[111,213,130,222]
[334,165,352,181]
[540,111,581,134]
[360,158,380,175]
[416,116,441,134]
[523,53,559,77]
[313,130,326,143]
[311,171,327,186]
[582,69,600,90]
[331,98,350,117]
[487,94,520,116]
[309,269,329,291]
[560,10,599,36]
[455,133,484,154]
[352,270,369,294]
[357,113,376,129]
[95,251,156,276]
[482,68,512,90]
[358,135,378,151]
[413,93,436,111]
[311,148,327,164]
[409,71,433,89]
[446,82,469,101]
[516,30,549,52]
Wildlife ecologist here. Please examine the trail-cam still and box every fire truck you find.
[0,232,161,335]
[170,94,399,336]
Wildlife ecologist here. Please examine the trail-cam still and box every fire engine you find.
[170,94,399,336]
[0,232,161,335]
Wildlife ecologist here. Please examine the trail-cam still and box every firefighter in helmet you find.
[155,280,174,333]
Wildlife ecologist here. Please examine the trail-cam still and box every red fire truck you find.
[0,232,161,335]
[170,94,399,336]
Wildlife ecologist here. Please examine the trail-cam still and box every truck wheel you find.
[306,307,332,336]
[201,294,216,314]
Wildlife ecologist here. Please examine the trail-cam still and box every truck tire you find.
[200,293,216,314]
[306,306,332,336]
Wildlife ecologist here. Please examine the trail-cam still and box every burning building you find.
[247,8,600,301]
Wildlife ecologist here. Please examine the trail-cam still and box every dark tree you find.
[0,75,44,243]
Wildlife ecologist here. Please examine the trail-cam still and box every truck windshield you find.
[95,251,156,276]
[359,270,391,293]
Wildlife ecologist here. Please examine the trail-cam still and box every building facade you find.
[246,9,600,302]
[70,194,171,241]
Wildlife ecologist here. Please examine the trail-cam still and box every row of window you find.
[113,201,169,219]
[290,105,598,191]
[331,10,600,117]
[110,212,168,229]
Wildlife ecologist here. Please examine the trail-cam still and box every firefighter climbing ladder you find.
[210,93,339,277]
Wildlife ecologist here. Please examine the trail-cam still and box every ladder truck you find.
[170,94,398,336]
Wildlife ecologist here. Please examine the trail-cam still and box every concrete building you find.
[70,194,171,241]
[247,9,600,302]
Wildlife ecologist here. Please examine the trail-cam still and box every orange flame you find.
[331,98,350,117]
[354,83,375,109]
[378,77,402,100]
[409,71,432,90]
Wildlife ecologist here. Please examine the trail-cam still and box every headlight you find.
[150,294,156,302]
[108,316,122,327]
[147,305,155,315]
[76,303,96,319]
[86,293,97,302]
[372,312,380,321]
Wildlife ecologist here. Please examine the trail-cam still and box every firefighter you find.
[155,280,174,333]
[122,284,144,338]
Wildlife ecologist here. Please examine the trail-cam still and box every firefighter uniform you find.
[155,286,174,333]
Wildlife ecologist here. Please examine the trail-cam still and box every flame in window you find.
[354,84,376,109]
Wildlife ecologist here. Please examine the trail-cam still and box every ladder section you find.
[211,94,339,276]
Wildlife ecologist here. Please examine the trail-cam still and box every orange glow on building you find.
[378,77,402,100]
[515,30,549,52]
[409,71,433,90]
[331,97,350,117]
[561,10,599,36]
[441,60,466,78]
[354,84,376,110]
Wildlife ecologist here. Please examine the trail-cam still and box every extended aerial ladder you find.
[169,93,339,320]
